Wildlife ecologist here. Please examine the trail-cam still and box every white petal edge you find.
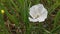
[29,17,38,22]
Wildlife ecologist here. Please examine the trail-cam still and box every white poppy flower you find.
[29,4,48,22]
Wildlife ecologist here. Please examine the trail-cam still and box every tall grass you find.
[0,0,60,34]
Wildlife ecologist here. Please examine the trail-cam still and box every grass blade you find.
[0,3,10,34]
[48,1,60,15]
[54,10,60,28]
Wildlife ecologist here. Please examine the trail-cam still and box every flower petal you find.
[29,4,44,19]
[29,17,38,22]
[37,8,48,22]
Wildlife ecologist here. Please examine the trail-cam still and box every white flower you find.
[29,4,48,22]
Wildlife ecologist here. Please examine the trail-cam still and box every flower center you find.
[35,14,40,19]
[35,15,39,19]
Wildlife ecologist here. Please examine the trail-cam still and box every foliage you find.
[0,0,60,34]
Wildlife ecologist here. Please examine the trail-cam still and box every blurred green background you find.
[0,0,60,34]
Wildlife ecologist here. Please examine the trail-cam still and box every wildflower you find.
[29,4,48,22]
[1,10,5,14]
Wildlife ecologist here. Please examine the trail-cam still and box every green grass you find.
[0,0,60,34]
